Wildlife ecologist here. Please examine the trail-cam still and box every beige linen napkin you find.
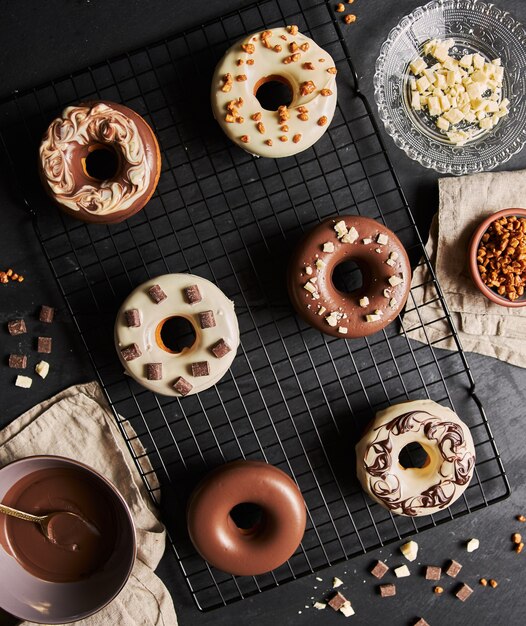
[0,381,177,626]
[402,169,526,367]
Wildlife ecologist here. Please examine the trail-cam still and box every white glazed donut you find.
[114,274,239,397]
[211,25,338,158]
[355,400,476,517]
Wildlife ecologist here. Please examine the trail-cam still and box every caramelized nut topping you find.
[320,88,333,96]
[293,134,302,143]
[256,122,265,134]
[318,116,328,126]
[241,43,255,54]
[300,80,316,95]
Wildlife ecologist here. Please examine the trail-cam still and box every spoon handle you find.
[0,503,42,523]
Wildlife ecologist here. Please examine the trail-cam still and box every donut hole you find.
[229,502,265,535]
[332,259,364,294]
[156,316,197,354]
[254,75,293,111]
[398,442,430,470]
[83,144,119,181]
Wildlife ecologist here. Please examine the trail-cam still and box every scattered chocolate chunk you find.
[211,338,232,358]
[37,337,52,354]
[8,319,26,335]
[327,592,347,611]
[184,284,202,304]
[9,354,27,369]
[173,376,193,396]
[147,363,162,380]
[414,619,430,626]
[39,305,55,323]
[198,310,216,329]
[425,566,441,581]
[445,559,462,578]
[125,308,141,327]
[148,284,167,303]
[371,560,389,579]
[455,583,473,602]
[379,584,396,597]
[121,343,142,361]
[191,361,210,377]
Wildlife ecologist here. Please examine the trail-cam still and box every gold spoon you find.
[0,503,98,546]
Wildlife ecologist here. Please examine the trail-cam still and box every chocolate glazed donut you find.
[186,460,306,576]
[39,101,161,224]
[287,215,412,338]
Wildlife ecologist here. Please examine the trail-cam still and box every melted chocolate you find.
[0,467,118,582]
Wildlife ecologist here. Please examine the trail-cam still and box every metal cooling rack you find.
[0,0,510,612]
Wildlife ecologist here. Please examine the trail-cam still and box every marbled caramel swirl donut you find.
[211,25,338,158]
[39,101,161,224]
[356,400,476,517]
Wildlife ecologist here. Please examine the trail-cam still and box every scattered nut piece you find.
[394,565,410,578]
[279,135,288,142]
[512,533,522,544]
[515,542,524,554]
[300,80,316,95]
[517,514,526,522]
[320,88,333,96]
[434,586,444,594]
[240,135,249,143]
[35,360,50,379]
[318,116,328,126]
[480,578,488,586]
[293,134,302,143]
[303,62,315,70]
[241,43,255,54]
[236,74,247,82]
[489,579,498,588]
[400,540,418,562]
[336,3,345,12]
[327,67,338,74]
[256,122,265,134]
[287,24,299,35]
[251,112,262,121]
[344,14,357,24]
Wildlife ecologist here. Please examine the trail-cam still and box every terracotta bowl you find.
[0,456,136,624]
[468,207,526,308]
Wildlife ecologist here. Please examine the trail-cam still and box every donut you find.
[211,25,338,158]
[39,101,161,224]
[287,215,412,338]
[355,400,476,517]
[186,460,306,576]
[114,273,239,397]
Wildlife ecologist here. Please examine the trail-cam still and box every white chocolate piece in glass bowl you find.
[211,26,338,158]
[356,400,476,517]
[114,274,239,396]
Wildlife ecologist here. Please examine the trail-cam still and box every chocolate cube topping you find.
[198,310,216,329]
[173,376,193,396]
[148,284,167,304]
[184,285,202,304]
[9,354,27,369]
[191,361,210,377]
[125,308,141,328]
[37,337,52,354]
[211,338,232,358]
[121,343,142,361]
[39,305,55,323]
[371,560,389,579]
[147,363,162,380]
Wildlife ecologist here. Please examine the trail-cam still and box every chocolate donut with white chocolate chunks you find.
[211,25,338,158]
[114,273,239,396]
[39,101,161,224]
[287,215,411,337]
[356,400,476,517]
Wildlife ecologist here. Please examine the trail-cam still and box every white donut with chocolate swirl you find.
[356,400,476,517]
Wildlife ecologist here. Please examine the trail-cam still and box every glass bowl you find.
[374,0,526,175]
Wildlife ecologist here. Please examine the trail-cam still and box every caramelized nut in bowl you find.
[0,456,136,624]
[468,208,526,307]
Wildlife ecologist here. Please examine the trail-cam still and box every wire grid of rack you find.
[0,0,510,612]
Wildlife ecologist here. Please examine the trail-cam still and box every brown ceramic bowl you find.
[468,208,526,308]
[0,456,136,624]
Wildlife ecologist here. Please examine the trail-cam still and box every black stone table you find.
[0,1,525,625]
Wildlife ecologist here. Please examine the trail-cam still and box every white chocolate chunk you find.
[303,281,316,293]
[323,242,335,253]
[35,360,50,379]
[341,226,359,244]
[340,602,355,617]
[317,305,327,316]
[313,602,326,610]
[334,220,348,238]
[305,265,313,275]
[333,577,344,588]
[338,327,348,335]
[383,288,391,298]
[376,233,389,245]
[15,375,32,389]
[400,540,418,562]
[410,57,427,75]
[466,538,479,552]
[325,313,339,327]
[389,298,398,309]
[362,238,373,245]
[394,565,410,578]
[316,259,326,270]
[388,275,404,286]
[365,314,381,323]
[389,251,399,260]
[359,296,370,308]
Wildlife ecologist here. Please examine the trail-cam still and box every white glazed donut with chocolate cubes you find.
[211,25,338,158]
[114,273,239,396]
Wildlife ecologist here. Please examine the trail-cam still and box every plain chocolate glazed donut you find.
[186,460,306,576]
[287,215,412,338]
